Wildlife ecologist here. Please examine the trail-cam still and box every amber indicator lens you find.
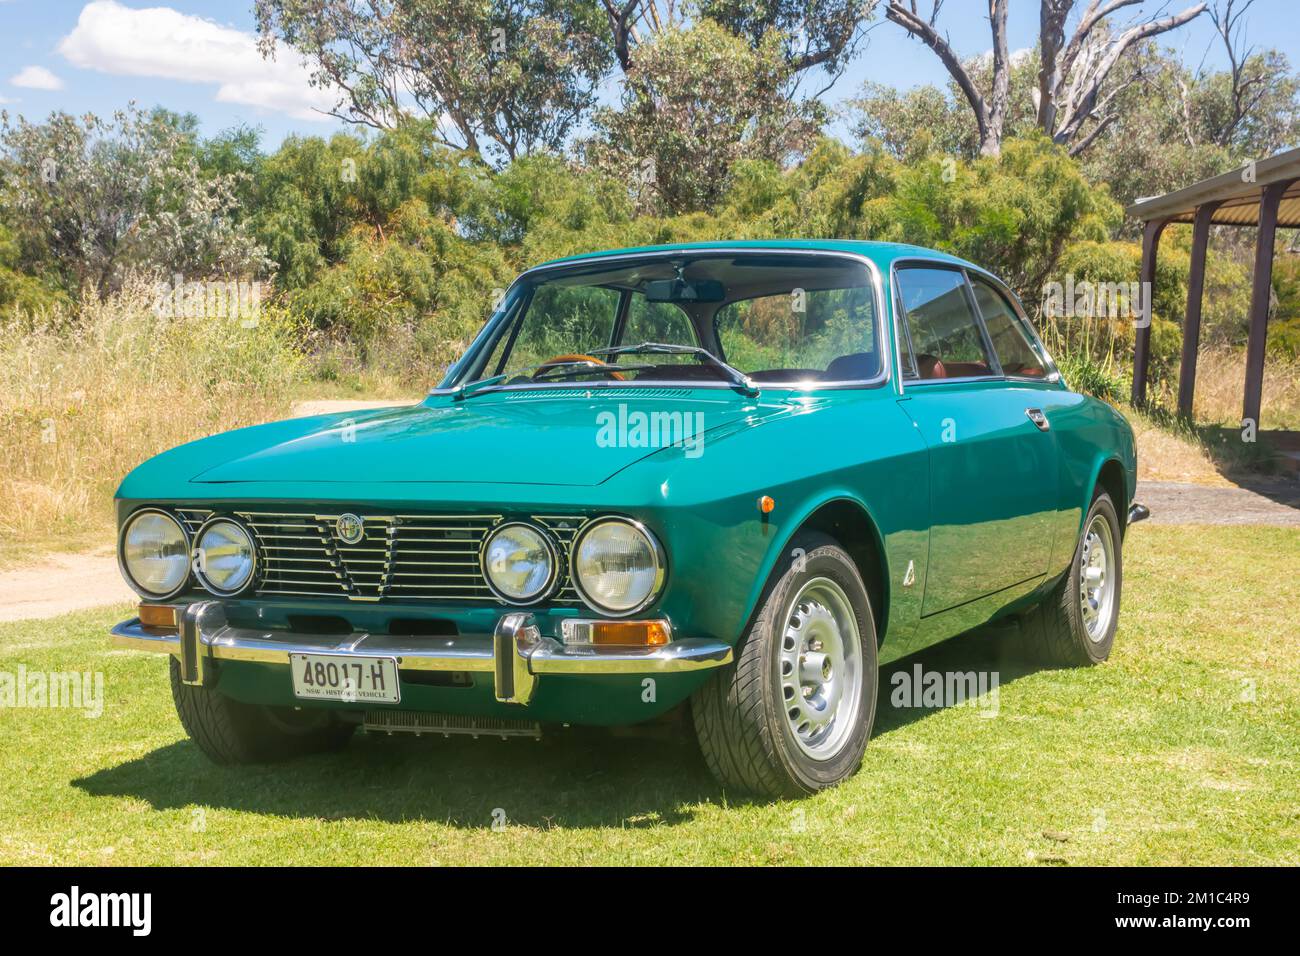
[138,603,179,629]
[587,621,671,646]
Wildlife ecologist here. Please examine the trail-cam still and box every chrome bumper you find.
[110,600,733,705]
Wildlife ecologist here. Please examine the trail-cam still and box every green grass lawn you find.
[1,524,1296,866]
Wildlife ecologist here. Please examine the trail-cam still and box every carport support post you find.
[1243,180,1291,429]
[1131,218,1168,407]
[1177,202,1222,419]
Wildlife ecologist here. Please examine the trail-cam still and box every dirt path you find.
[1136,479,1300,526]
[0,547,134,623]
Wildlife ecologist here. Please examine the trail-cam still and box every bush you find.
[1054,349,1129,404]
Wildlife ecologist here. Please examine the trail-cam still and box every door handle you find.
[1025,408,1050,431]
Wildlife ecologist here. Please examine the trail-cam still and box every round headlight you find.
[482,522,556,604]
[120,509,190,598]
[572,518,665,615]
[194,518,256,596]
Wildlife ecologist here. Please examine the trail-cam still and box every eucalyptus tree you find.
[0,106,267,297]
[883,0,1209,157]
[254,0,613,163]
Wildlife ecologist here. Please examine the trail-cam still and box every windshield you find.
[443,252,882,390]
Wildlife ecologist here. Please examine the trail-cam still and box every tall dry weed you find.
[0,282,303,549]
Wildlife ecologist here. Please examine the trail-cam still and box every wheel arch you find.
[1091,456,1131,536]
[746,494,890,647]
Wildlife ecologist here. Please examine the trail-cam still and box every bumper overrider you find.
[111,601,733,706]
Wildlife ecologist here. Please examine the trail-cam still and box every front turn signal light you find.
[138,603,179,630]
[561,619,672,647]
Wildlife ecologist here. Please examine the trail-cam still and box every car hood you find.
[189,388,795,487]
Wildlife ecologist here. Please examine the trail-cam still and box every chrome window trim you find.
[192,515,259,598]
[478,520,562,607]
[569,516,668,618]
[889,256,1062,391]
[118,507,192,601]
[432,248,890,396]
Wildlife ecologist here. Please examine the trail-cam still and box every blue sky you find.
[3,0,1299,149]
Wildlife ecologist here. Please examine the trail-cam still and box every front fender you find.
[618,394,929,652]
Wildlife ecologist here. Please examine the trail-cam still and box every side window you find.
[621,294,696,348]
[969,277,1048,378]
[895,306,917,378]
[895,267,995,380]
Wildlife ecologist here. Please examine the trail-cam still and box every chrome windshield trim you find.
[436,247,890,396]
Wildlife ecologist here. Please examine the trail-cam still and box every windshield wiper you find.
[532,362,654,382]
[452,359,651,401]
[592,342,760,397]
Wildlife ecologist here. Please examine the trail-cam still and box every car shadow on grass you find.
[874,622,1048,735]
[73,726,730,828]
[74,625,1051,824]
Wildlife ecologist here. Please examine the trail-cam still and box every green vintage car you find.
[112,240,1145,797]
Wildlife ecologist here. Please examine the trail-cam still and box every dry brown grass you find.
[1126,408,1232,485]
[0,284,303,557]
[1190,348,1300,430]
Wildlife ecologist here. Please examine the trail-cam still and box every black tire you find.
[1020,489,1122,666]
[169,658,355,764]
[692,532,878,798]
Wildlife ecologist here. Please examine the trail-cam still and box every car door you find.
[892,263,1061,617]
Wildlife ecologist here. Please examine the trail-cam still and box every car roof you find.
[528,240,979,274]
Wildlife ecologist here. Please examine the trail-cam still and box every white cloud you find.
[57,1,336,121]
[11,65,64,90]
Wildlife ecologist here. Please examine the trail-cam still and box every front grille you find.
[175,508,584,605]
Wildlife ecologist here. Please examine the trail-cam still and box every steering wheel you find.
[532,353,626,381]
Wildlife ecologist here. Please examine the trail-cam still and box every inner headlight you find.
[120,509,190,598]
[572,518,665,615]
[194,518,256,595]
[483,522,556,603]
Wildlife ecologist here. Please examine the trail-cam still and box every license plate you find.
[290,653,400,704]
